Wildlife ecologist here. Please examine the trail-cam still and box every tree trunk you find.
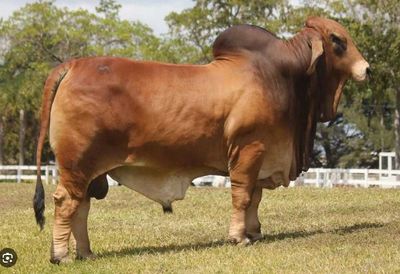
[380,112,385,152]
[395,88,400,170]
[19,109,26,166]
[0,116,4,165]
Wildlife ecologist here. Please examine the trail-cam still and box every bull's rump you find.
[49,57,232,175]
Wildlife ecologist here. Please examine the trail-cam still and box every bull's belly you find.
[108,165,224,208]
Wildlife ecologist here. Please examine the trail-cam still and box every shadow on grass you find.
[98,239,227,258]
[98,222,385,258]
[263,222,385,242]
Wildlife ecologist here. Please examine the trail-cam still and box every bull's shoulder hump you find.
[212,25,279,58]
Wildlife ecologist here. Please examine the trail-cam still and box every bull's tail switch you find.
[162,205,173,214]
[33,174,45,230]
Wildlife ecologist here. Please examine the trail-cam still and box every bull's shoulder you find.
[212,25,279,58]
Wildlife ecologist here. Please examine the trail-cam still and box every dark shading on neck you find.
[213,24,323,179]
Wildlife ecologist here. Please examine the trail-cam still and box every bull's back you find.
[51,57,230,169]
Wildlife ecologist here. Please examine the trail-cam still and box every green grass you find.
[1,183,400,273]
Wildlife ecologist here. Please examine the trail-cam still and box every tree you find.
[96,0,122,19]
[0,0,166,165]
[165,0,291,64]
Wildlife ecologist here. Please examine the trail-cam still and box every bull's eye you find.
[330,33,347,55]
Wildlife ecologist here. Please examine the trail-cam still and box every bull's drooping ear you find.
[306,39,324,75]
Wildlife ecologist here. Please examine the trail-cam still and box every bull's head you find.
[305,17,370,122]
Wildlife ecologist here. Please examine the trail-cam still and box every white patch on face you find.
[351,60,370,81]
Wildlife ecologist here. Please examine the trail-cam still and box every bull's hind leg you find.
[245,186,263,241]
[69,173,107,259]
[50,170,88,264]
[228,141,264,245]
[71,197,95,260]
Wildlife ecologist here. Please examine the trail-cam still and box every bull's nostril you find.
[366,67,372,79]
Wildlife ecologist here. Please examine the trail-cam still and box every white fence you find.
[299,168,400,188]
[1,165,400,188]
[191,168,400,188]
[0,165,58,184]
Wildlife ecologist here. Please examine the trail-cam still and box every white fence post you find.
[364,169,369,188]
[45,165,49,184]
[52,166,58,185]
[17,165,22,183]
[328,169,335,188]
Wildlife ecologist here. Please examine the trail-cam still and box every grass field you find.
[0,183,399,273]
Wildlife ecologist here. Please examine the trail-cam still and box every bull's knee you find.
[231,190,252,210]
[87,173,109,200]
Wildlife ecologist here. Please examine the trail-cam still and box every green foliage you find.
[165,0,290,63]
[0,0,398,168]
[0,0,172,164]
[96,0,122,19]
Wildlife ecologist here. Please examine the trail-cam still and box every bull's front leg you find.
[228,141,265,245]
[245,186,263,241]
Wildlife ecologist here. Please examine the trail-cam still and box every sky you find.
[0,0,195,34]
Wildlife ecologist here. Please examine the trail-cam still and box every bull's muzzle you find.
[351,60,370,82]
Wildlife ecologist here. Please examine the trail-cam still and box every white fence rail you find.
[298,168,400,188]
[1,165,400,188]
[193,168,400,188]
[0,165,58,184]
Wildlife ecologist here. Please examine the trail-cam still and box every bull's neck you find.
[281,29,318,78]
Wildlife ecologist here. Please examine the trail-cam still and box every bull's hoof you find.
[76,251,97,261]
[247,232,263,242]
[50,256,72,265]
[228,235,251,246]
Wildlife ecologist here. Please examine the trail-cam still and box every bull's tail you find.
[34,63,70,230]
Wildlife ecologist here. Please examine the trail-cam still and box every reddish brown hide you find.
[33,17,369,264]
